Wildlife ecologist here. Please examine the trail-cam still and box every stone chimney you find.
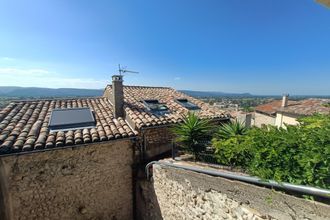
[111,75,124,118]
[281,94,289,107]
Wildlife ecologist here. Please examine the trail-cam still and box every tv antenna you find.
[118,64,139,75]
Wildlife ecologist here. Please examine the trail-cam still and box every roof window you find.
[176,99,200,110]
[49,108,96,131]
[143,99,169,116]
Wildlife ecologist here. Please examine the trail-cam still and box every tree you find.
[214,120,248,140]
[172,112,213,159]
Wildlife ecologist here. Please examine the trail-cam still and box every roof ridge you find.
[10,96,105,103]
[106,84,173,89]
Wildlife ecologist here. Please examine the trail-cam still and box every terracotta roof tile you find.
[279,99,330,115]
[255,100,298,116]
[256,99,330,116]
[0,97,136,155]
[105,85,230,129]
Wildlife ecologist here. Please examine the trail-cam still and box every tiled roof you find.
[0,98,136,154]
[316,0,330,8]
[104,85,230,129]
[256,98,330,116]
[255,100,298,116]
[279,99,330,116]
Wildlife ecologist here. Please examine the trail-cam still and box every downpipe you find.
[145,161,330,199]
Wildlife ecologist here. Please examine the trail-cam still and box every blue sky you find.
[0,0,329,95]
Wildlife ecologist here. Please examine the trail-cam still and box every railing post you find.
[171,141,175,160]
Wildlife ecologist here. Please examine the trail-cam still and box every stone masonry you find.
[141,127,175,159]
[139,163,330,220]
[253,112,275,127]
[0,139,134,220]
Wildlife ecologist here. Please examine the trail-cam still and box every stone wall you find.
[139,163,330,220]
[236,113,252,127]
[275,112,299,128]
[254,112,275,127]
[0,139,134,220]
[142,127,174,159]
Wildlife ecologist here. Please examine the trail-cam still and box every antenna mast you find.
[118,64,139,75]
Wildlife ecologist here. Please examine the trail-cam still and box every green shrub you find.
[214,120,248,140]
[212,135,254,168]
[172,112,213,159]
[212,120,251,167]
[212,114,330,189]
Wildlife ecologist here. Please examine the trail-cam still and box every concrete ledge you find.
[149,163,330,220]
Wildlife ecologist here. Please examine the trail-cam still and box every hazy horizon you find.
[1,85,330,97]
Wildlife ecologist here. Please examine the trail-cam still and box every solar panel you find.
[48,108,96,131]
[176,99,200,110]
[143,99,169,116]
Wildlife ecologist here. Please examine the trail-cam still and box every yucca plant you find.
[172,112,213,159]
[215,120,248,140]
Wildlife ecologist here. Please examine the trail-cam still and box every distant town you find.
[1,86,329,111]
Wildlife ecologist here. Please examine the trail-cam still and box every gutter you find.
[139,116,230,131]
[140,124,175,131]
[0,136,137,158]
[145,161,330,199]
[255,110,276,118]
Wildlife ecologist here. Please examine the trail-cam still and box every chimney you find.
[111,75,124,118]
[281,94,289,107]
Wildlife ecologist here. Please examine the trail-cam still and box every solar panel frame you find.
[142,99,170,116]
[48,107,96,131]
[176,99,200,110]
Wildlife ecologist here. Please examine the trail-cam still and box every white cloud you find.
[0,67,51,77]
[174,77,181,81]
[0,57,15,61]
[0,67,109,89]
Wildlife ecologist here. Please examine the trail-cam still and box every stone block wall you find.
[139,163,330,220]
[254,112,275,127]
[142,127,174,159]
[275,112,299,128]
[0,139,134,220]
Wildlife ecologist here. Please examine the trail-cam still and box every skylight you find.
[143,99,169,116]
[48,108,96,131]
[176,99,200,110]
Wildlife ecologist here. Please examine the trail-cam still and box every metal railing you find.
[166,142,330,201]
[146,160,330,200]
[172,142,222,166]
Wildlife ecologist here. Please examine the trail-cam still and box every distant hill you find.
[0,86,328,99]
[180,90,253,98]
[0,86,103,98]
[179,90,330,99]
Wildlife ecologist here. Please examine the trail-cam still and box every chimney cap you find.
[112,75,123,81]
[281,94,289,107]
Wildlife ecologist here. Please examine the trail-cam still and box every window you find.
[48,108,96,131]
[176,99,200,110]
[143,99,169,116]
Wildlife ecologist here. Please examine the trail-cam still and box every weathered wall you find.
[275,112,299,128]
[140,163,330,220]
[142,127,174,159]
[254,112,275,127]
[236,113,252,127]
[0,139,134,220]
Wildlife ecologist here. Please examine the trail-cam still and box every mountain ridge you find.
[0,86,104,97]
[179,90,253,97]
[0,86,328,99]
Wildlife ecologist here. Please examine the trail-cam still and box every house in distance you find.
[254,94,330,127]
